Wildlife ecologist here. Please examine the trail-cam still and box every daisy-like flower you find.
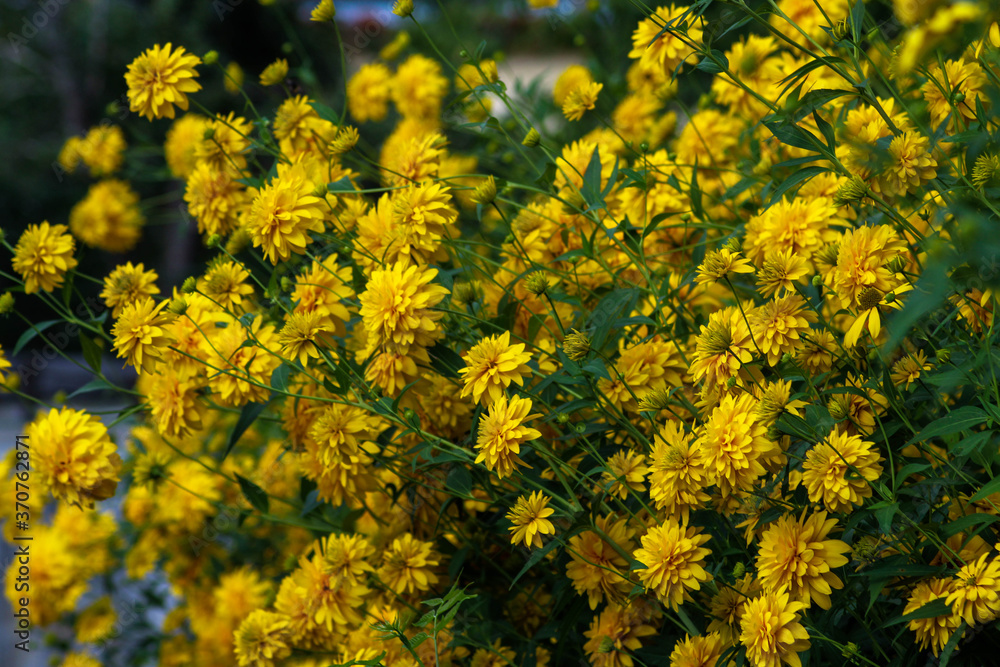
[506,490,556,549]
[648,420,711,523]
[259,58,288,86]
[0,344,12,384]
[567,514,635,609]
[890,350,932,389]
[754,379,807,426]
[28,407,122,508]
[164,113,209,178]
[75,596,117,644]
[291,551,368,632]
[843,283,913,348]
[629,5,703,74]
[458,331,533,406]
[562,81,603,121]
[378,533,440,594]
[945,553,1000,626]
[389,181,457,261]
[195,112,253,172]
[278,311,331,367]
[111,296,174,373]
[756,249,810,298]
[695,248,754,286]
[922,58,988,131]
[183,162,249,238]
[69,179,146,253]
[750,294,817,366]
[199,259,255,314]
[100,262,160,318]
[601,449,648,499]
[12,222,78,294]
[246,163,326,264]
[310,0,336,21]
[583,603,658,667]
[905,578,962,657]
[124,43,202,121]
[668,632,726,667]
[832,224,908,311]
[233,609,292,667]
[689,307,756,389]
[879,131,937,197]
[756,511,851,610]
[707,573,761,645]
[743,197,835,265]
[391,54,449,121]
[802,428,883,513]
[347,63,393,123]
[359,261,450,357]
[553,64,595,107]
[697,393,777,503]
[475,394,542,478]
[146,372,205,438]
[633,519,712,610]
[739,588,811,667]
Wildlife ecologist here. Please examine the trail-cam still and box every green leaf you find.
[13,319,60,355]
[941,512,1000,538]
[769,166,827,204]
[905,406,989,447]
[849,0,865,43]
[445,465,472,497]
[969,473,1000,502]
[236,474,269,514]
[694,50,729,74]
[762,119,824,152]
[222,401,268,462]
[270,363,290,392]
[882,599,951,627]
[581,145,606,211]
[327,176,357,194]
[427,343,465,379]
[67,377,116,399]
[79,333,103,373]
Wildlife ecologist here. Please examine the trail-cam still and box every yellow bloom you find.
[562,81,603,121]
[567,514,635,609]
[756,249,810,298]
[77,124,127,177]
[12,221,78,294]
[233,610,291,667]
[347,63,393,122]
[946,553,1000,626]
[146,372,205,438]
[101,262,160,318]
[29,407,122,508]
[278,311,331,366]
[199,259,255,314]
[507,490,556,548]
[739,588,811,667]
[291,254,354,334]
[890,350,932,389]
[750,294,816,366]
[124,43,201,120]
[695,248,754,286]
[802,428,883,513]
[183,162,249,238]
[843,283,913,349]
[668,632,725,667]
[246,162,326,263]
[922,58,988,131]
[832,225,908,311]
[224,61,245,94]
[649,420,710,523]
[392,54,449,120]
[629,5,703,75]
[111,296,174,373]
[689,307,755,388]
[70,179,146,253]
[75,596,117,643]
[259,58,288,86]
[475,394,541,478]
[756,511,851,610]
[879,131,937,197]
[698,393,776,503]
[584,603,658,667]
[164,114,209,178]
[379,533,440,594]
[905,578,962,656]
[743,197,835,265]
[358,261,449,357]
[553,64,595,107]
[310,0,336,21]
[634,520,712,610]
[459,330,533,406]
[602,449,648,499]
[195,112,252,172]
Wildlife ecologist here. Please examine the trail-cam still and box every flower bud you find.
[202,127,216,141]
[203,50,219,65]
[471,175,497,205]
[732,562,746,578]
[393,0,414,18]
[522,127,541,147]
[181,277,198,294]
[831,19,851,42]
[168,297,188,316]
[812,274,824,287]
[0,292,14,315]
[936,348,951,364]
[834,174,869,205]
[563,329,591,362]
[726,376,738,389]
[525,271,550,296]
[206,233,222,249]
[310,0,336,22]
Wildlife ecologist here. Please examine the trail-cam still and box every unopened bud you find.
[226,228,251,254]
[0,292,14,315]
[726,376,738,389]
[202,127,216,141]
[329,126,359,154]
[732,562,747,578]
[280,277,293,293]
[562,190,586,214]
[812,274,824,287]
[522,127,541,147]
[525,271,550,296]
[203,50,219,65]
[206,233,222,249]
[471,175,497,205]
[834,174,869,205]
[936,348,951,363]
[832,19,851,42]
[828,396,849,421]
[168,297,188,316]
[181,277,198,294]
[392,0,414,18]
[563,329,591,362]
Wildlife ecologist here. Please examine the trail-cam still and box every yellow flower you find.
[743,197,835,265]
[668,632,726,667]
[29,407,122,508]
[246,162,326,263]
[310,0,336,21]
[70,179,146,253]
[475,394,541,478]
[75,596,117,643]
[0,344,11,384]
[347,63,393,122]
[111,296,174,373]
[689,307,755,389]
[12,221,78,294]
[164,114,209,179]
[291,254,354,333]
[832,224,908,311]
[739,588,811,667]
[567,514,635,609]
[583,603,658,667]
[389,180,457,260]
[101,262,160,318]
[602,449,648,499]
[278,311,331,367]
[199,259,255,314]
[358,261,449,357]
[756,249,810,298]
[459,330,533,406]
[562,81,603,121]
[802,428,883,513]
[183,162,249,239]
[195,112,253,172]
[750,294,816,366]
[629,5,703,75]
[890,350,932,389]
[146,372,205,438]
[756,511,851,610]
[633,519,712,610]
[905,578,962,656]
[507,490,556,548]
[392,54,449,120]
[879,131,937,197]
[843,283,913,349]
[946,553,1000,626]
[649,420,710,523]
[224,61,244,94]
[379,533,440,594]
[698,393,777,503]
[77,124,127,177]
[124,43,202,120]
[695,248,754,286]
[233,610,291,667]
[922,58,988,130]
[553,65,595,107]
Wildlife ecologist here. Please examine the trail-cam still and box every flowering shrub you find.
[5,1,1000,666]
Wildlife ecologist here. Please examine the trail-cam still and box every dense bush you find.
[4,1,1000,666]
